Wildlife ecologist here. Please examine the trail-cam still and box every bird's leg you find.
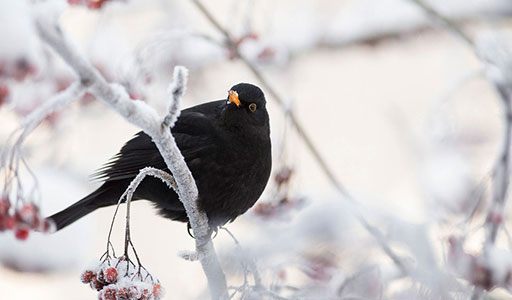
[211,227,219,239]
[187,222,195,238]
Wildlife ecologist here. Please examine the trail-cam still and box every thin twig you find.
[408,0,475,48]
[163,67,187,128]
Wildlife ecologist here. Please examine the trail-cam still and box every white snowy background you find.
[1,0,512,299]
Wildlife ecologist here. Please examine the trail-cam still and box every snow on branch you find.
[163,67,187,128]
[31,8,228,300]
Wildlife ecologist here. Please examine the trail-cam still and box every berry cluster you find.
[0,196,55,240]
[67,0,125,10]
[81,257,164,300]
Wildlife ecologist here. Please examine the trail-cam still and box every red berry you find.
[104,267,117,283]
[4,215,15,230]
[90,275,105,291]
[153,283,163,298]
[0,196,11,215]
[116,287,128,298]
[0,84,7,106]
[87,0,105,9]
[80,270,95,284]
[15,228,29,240]
[140,289,150,300]
[99,287,117,300]
[17,204,37,224]
[126,286,138,298]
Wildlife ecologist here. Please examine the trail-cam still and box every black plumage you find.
[48,83,271,230]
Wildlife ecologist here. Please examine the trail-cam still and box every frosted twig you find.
[34,14,228,300]
[221,227,263,288]
[163,66,187,128]
[108,167,178,260]
[21,82,85,139]
[408,0,475,48]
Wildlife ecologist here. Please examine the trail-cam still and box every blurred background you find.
[1,0,512,299]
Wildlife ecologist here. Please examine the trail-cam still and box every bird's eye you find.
[249,103,257,112]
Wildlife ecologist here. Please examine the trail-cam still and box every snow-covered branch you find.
[163,67,187,128]
[32,10,228,300]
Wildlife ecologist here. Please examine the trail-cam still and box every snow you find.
[0,1,40,69]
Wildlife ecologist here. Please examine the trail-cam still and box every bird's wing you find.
[92,108,218,182]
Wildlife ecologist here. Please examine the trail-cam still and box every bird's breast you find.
[193,134,271,226]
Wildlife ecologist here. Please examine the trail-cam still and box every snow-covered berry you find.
[104,267,118,283]
[91,275,105,291]
[81,270,95,284]
[98,287,117,300]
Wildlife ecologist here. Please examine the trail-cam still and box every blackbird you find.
[48,83,271,231]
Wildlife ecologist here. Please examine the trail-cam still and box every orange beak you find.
[228,90,241,107]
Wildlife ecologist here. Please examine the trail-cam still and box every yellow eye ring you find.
[249,103,257,112]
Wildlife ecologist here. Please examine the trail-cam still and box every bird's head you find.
[223,83,269,129]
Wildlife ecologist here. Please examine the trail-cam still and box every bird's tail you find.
[47,185,123,231]
[47,196,96,231]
